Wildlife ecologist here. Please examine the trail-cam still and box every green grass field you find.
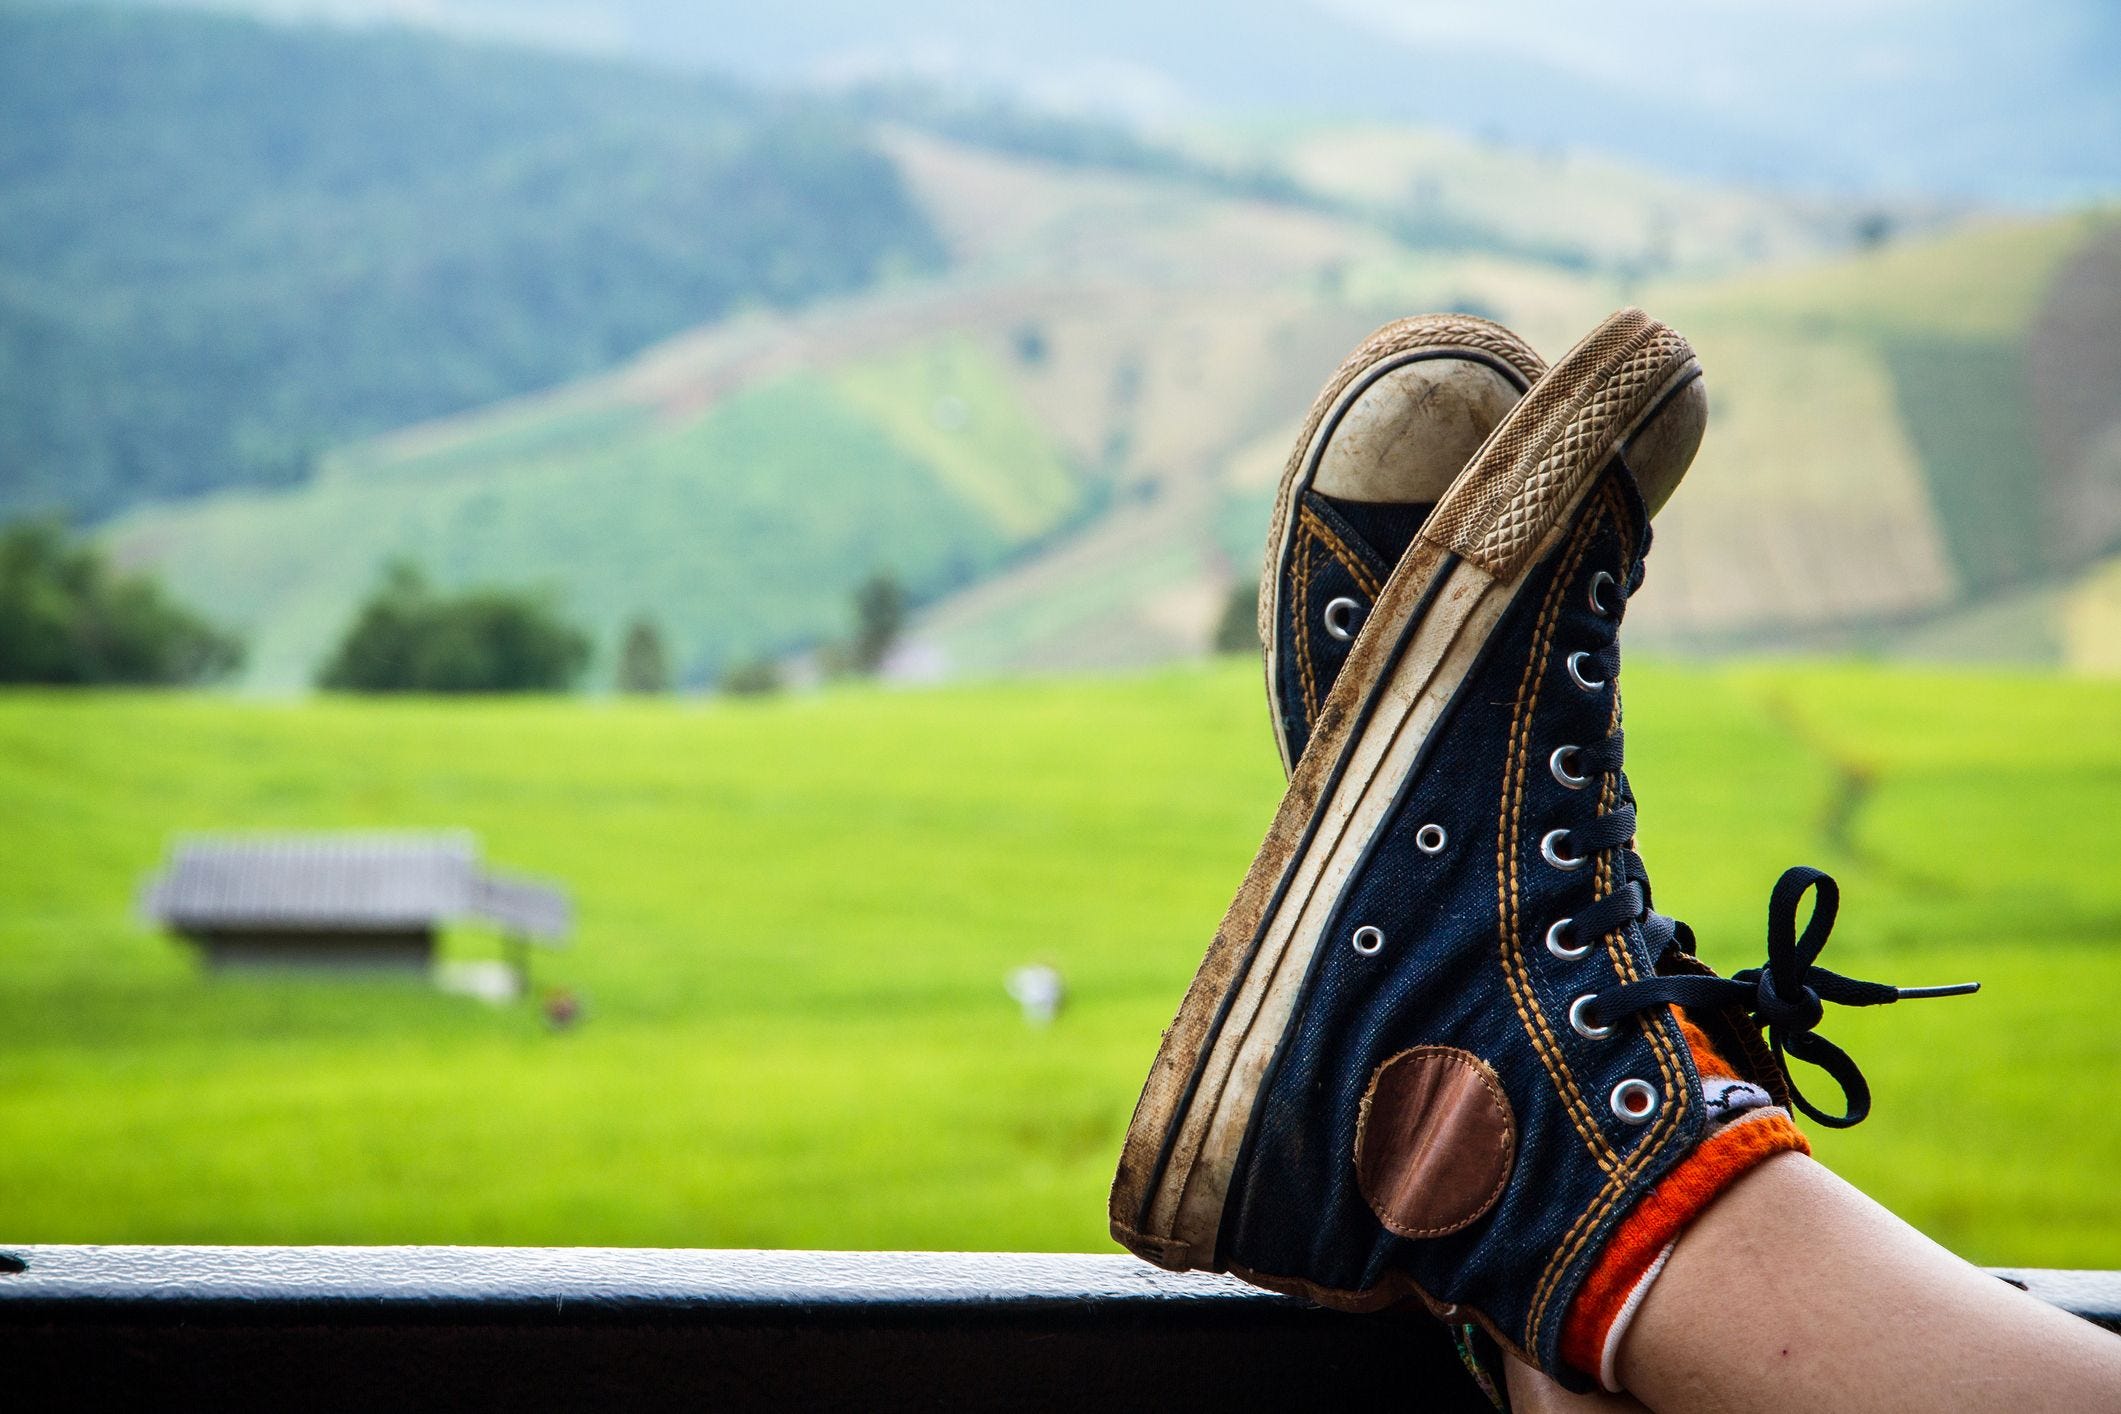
[2,661,2117,1264]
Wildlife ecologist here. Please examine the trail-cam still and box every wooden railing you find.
[4,1245,2116,1410]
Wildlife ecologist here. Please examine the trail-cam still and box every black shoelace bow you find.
[1583,866,1977,1127]
[1554,552,1978,1129]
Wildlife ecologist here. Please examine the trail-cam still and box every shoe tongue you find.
[1311,494,1436,574]
[1608,452,1656,558]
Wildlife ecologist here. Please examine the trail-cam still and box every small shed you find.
[140,832,570,980]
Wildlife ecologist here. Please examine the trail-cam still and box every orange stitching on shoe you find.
[1524,479,1694,1349]
[1499,514,1615,1165]
[1264,316,1548,648]
[1498,499,1618,1171]
[1291,532,1319,724]
[1296,505,1383,600]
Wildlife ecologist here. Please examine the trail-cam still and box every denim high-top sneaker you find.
[1262,316,1545,774]
[1263,314,1706,773]
[1110,309,1974,1377]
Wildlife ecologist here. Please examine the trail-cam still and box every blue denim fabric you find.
[1272,491,1393,766]
[1224,465,1704,1375]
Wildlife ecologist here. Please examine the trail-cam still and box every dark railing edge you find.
[0,1245,2113,1323]
[4,1247,2115,1411]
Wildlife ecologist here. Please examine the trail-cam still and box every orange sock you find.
[1558,1016,1809,1389]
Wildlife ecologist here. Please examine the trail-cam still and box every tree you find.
[1854,211,1896,250]
[317,561,590,693]
[718,656,782,697]
[1213,578,1261,655]
[615,617,671,694]
[0,520,242,684]
[850,571,907,676]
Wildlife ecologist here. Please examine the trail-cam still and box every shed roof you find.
[141,832,570,943]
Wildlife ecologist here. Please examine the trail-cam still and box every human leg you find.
[1617,1153,2121,1413]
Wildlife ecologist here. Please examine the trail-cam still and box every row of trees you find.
[320,563,908,695]
[0,526,910,693]
[0,522,242,685]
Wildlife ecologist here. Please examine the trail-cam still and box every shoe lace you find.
[1551,558,1978,1130]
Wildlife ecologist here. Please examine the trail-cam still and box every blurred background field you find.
[7,5,2119,687]
[3,0,2118,1264]
[3,661,2116,1262]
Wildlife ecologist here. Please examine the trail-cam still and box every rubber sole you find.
[1112,308,1701,1293]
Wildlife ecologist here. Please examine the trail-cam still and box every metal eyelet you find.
[1568,994,1613,1040]
[1415,823,1447,854]
[1587,571,1617,616]
[1610,1078,1660,1124]
[1540,828,1585,871]
[1549,745,1589,790]
[1546,917,1592,961]
[1566,651,1607,692]
[1323,597,1363,642]
[1352,925,1385,956]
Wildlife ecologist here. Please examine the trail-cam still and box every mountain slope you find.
[102,128,1453,687]
[0,4,941,520]
[101,117,2121,687]
[108,315,1087,689]
[915,212,2121,673]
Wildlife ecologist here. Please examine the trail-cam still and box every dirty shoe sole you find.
[1112,308,1702,1287]
[1260,315,1546,774]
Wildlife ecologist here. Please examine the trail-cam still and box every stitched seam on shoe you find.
[1498,501,1619,1172]
[1264,317,1548,643]
[1528,890,1690,1347]
[1597,480,1645,989]
[1297,504,1384,600]
[1530,482,1669,1337]
[1524,480,1692,1348]
[1292,532,1319,726]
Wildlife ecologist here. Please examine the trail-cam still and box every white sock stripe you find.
[1700,1076,1775,1125]
[1598,1239,1675,1393]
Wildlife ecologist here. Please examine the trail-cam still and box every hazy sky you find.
[109,0,2121,202]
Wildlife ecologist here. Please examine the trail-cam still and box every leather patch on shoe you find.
[1355,1046,1515,1239]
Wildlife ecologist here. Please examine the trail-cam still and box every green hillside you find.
[110,343,1085,687]
[76,27,2121,684]
[915,210,2121,673]
[109,204,2121,687]
[1635,214,2121,656]
[1,662,2117,1261]
[0,4,941,520]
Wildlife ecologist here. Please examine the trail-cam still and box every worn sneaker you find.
[1110,308,1972,1379]
[1262,315,1545,773]
[1261,313,1703,772]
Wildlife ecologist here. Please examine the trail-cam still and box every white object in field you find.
[1006,964,1066,1026]
[434,959,523,1005]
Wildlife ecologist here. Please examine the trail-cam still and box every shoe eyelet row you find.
[1571,993,1664,1120]
[1322,596,1363,642]
[1551,562,1659,1122]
